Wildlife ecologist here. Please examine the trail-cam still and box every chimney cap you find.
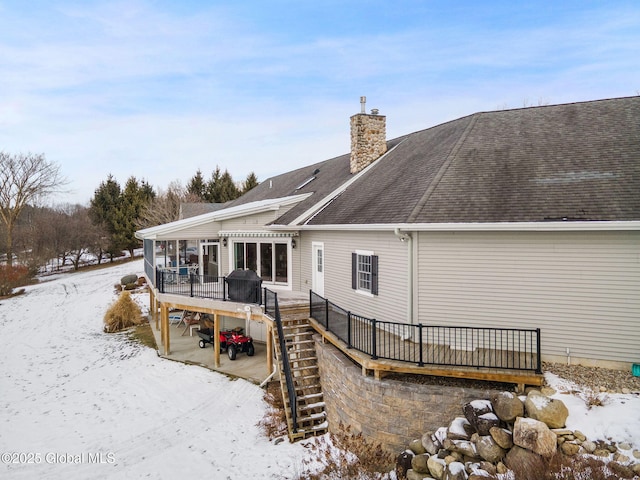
[360,96,366,114]
[371,108,379,115]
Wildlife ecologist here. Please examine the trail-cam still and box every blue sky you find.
[1,0,639,205]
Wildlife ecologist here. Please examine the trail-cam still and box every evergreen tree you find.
[89,175,122,261]
[242,172,259,193]
[187,169,206,201]
[114,176,155,258]
[218,170,240,202]
[204,166,222,202]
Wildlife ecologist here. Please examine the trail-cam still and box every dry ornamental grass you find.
[103,291,143,333]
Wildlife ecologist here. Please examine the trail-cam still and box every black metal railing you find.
[310,290,541,373]
[155,267,263,304]
[264,288,298,432]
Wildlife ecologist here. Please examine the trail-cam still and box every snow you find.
[1,259,638,479]
[545,372,640,449]
[0,260,319,479]
[470,399,492,410]
[449,417,471,437]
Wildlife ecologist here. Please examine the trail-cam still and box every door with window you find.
[233,240,289,285]
[312,242,324,296]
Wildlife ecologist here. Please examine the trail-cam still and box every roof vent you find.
[371,108,379,115]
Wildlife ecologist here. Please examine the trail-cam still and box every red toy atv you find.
[197,326,255,360]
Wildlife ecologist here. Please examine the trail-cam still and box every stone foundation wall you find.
[315,337,503,453]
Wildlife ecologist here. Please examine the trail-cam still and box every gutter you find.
[269,220,640,232]
[394,228,414,329]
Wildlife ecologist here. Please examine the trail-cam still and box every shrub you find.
[297,423,395,480]
[104,291,143,333]
[0,265,30,296]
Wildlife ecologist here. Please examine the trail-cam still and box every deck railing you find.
[264,288,298,432]
[310,290,541,373]
[155,267,262,304]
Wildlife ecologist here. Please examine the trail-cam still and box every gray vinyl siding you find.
[153,222,220,240]
[301,230,410,324]
[220,209,292,231]
[416,230,640,364]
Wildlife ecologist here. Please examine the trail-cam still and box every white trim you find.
[354,250,375,295]
[289,140,407,226]
[135,193,312,240]
[269,220,640,233]
[219,231,298,238]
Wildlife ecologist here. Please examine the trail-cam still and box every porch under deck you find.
[147,319,274,384]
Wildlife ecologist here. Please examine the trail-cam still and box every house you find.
[136,95,640,373]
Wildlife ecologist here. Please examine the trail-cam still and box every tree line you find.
[0,152,258,283]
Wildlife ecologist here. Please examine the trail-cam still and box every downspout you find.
[394,228,414,331]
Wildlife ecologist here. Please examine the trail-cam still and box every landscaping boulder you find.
[491,391,524,423]
[472,433,506,463]
[489,426,513,449]
[463,399,499,436]
[504,446,547,480]
[410,438,427,455]
[120,274,139,286]
[427,455,446,479]
[523,390,568,429]
[411,453,431,474]
[447,417,473,441]
[513,417,557,457]
[443,461,467,480]
[396,450,414,479]
[422,431,443,455]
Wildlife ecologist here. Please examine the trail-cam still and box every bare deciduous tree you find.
[0,152,66,266]
[136,181,200,229]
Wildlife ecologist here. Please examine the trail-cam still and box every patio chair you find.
[181,311,202,336]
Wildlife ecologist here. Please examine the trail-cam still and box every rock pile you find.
[396,389,640,480]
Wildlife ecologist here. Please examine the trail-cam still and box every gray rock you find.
[618,442,631,450]
[396,450,415,479]
[524,390,568,429]
[473,433,506,463]
[407,470,434,480]
[422,431,442,455]
[632,463,640,476]
[412,453,431,474]
[475,412,500,437]
[443,461,467,480]
[574,430,587,442]
[593,448,611,457]
[513,417,557,457]
[410,438,427,455]
[463,399,493,434]
[427,454,447,480]
[479,461,497,475]
[120,274,138,285]
[504,446,547,480]
[447,417,474,441]
[491,391,524,423]
[489,427,513,449]
[445,439,477,459]
[582,440,596,453]
[560,442,580,456]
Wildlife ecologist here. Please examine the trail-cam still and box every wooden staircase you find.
[272,308,328,441]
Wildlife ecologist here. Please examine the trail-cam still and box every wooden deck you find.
[308,317,543,388]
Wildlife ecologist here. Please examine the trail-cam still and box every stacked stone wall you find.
[315,337,501,453]
[350,113,387,174]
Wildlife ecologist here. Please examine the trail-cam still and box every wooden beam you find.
[160,303,170,355]
[266,323,273,374]
[213,312,220,368]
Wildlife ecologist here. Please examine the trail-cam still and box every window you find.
[352,251,378,295]
[233,240,289,284]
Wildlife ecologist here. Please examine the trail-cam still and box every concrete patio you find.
[147,316,275,385]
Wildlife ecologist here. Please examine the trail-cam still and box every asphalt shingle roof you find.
[231,96,640,226]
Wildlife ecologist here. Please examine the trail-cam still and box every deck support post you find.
[266,323,273,374]
[214,313,221,368]
[160,303,170,355]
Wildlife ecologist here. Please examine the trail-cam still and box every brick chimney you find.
[350,96,387,174]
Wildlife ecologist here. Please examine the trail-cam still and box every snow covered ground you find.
[1,259,638,479]
[0,260,313,479]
